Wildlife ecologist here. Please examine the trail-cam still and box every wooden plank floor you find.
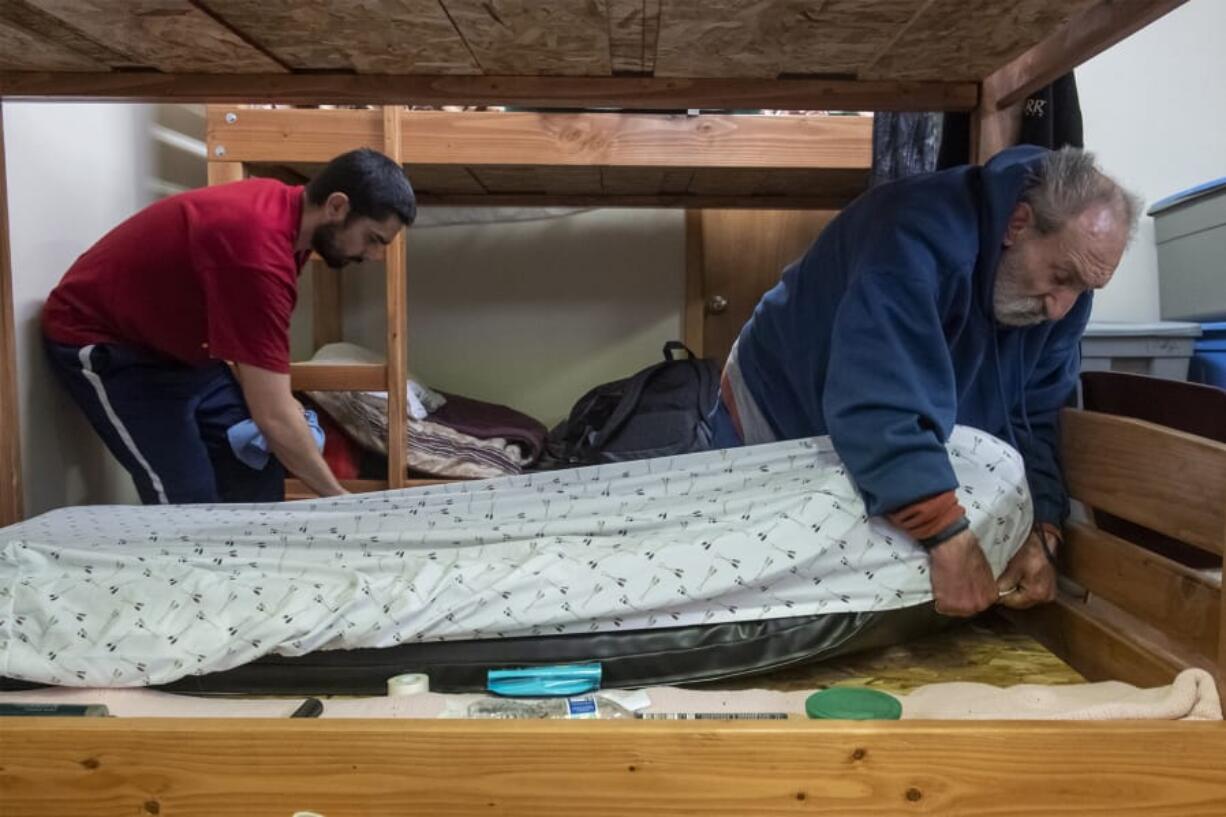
[700,615,1084,693]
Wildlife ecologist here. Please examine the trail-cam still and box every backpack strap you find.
[665,341,717,426]
[582,363,663,451]
[585,344,714,452]
[662,340,698,361]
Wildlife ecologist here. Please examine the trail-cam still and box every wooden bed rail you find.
[1060,409,1226,556]
[205,107,874,169]
[2,719,1224,816]
[1009,409,1226,697]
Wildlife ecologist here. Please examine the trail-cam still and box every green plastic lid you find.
[805,687,902,720]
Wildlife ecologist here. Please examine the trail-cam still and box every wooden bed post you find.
[969,79,1019,165]
[0,102,24,526]
[1221,536,1226,695]
[207,160,243,186]
[683,210,705,356]
[311,263,342,350]
[383,105,407,490]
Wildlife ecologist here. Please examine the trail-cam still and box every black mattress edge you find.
[2,604,948,695]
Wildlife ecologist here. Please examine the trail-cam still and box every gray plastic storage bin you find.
[1080,321,1202,380]
[1151,178,1226,323]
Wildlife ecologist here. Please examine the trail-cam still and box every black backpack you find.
[548,342,720,465]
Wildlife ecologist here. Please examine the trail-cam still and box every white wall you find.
[1077,0,1226,322]
[339,208,686,427]
[3,102,206,515]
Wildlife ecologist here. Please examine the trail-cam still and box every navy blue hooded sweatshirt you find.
[734,145,1088,527]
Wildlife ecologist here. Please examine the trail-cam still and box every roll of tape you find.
[387,673,430,696]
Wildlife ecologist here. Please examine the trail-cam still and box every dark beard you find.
[311,223,362,270]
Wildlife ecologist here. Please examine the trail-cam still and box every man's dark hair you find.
[306,148,416,227]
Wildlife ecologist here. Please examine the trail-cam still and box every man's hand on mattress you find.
[993,531,1058,609]
[928,529,998,617]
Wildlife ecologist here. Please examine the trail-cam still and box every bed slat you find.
[1061,521,1221,661]
[1061,409,1226,556]
[1002,592,1209,689]
[290,363,387,392]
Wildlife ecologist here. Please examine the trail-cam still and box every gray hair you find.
[1020,147,1142,242]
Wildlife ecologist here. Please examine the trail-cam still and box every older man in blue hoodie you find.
[713,145,1138,618]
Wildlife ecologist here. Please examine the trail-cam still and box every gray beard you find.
[993,259,1046,327]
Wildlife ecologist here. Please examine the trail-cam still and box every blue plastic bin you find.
[1189,322,1226,389]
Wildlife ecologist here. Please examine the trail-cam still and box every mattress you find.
[0,427,1031,688]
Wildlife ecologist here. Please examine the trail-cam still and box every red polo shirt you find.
[42,179,309,373]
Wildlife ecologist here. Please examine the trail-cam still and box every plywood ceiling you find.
[0,0,1098,82]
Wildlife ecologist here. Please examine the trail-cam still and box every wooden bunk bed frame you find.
[0,1,1222,814]
[206,104,871,495]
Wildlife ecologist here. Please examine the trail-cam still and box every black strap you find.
[663,342,717,433]
[918,516,970,550]
[583,368,658,450]
[585,342,703,450]
[662,340,697,361]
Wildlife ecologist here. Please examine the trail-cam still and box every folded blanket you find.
[639,668,1223,721]
[302,343,537,478]
[307,390,533,478]
[405,417,533,478]
[901,667,1224,720]
[431,391,548,465]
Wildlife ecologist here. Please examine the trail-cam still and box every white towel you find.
[639,668,1223,721]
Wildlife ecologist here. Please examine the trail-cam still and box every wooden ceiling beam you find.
[0,71,978,111]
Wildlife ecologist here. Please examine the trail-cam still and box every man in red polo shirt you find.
[42,149,415,504]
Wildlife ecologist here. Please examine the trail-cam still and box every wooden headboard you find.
[1010,408,1226,696]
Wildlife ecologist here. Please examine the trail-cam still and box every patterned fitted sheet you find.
[0,427,1031,686]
